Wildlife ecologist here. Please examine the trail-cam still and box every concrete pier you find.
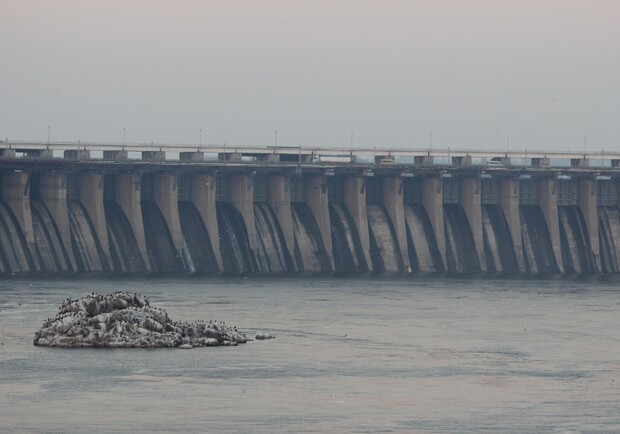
[459,176,486,271]
[305,175,334,269]
[1,171,37,268]
[267,176,295,263]
[344,176,372,270]
[228,174,257,252]
[77,172,110,267]
[382,176,410,272]
[152,173,184,259]
[500,178,525,272]
[422,176,446,267]
[38,172,77,271]
[191,173,223,270]
[113,173,151,271]
[578,177,600,271]
[539,177,564,273]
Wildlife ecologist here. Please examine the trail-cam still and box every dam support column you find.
[539,177,564,272]
[114,173,151,271]
[305,175,334,269]
[229,174,257,253]
[459,177,486,272]
[39,172,77,271]
[2,171,38,269]
[191,173,223,270]
[153,173,184,261]
[382,176,410,272]
[500,178,525,272]
[77,172,111,267]
[267,175,295,261]
[578,177,600,271]
[344,175,372,271]
[422,176,446,268]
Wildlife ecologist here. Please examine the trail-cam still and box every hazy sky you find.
[1,1,619,152]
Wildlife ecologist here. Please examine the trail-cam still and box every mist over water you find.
[1,276,619,433]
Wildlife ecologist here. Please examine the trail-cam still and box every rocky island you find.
[33,292,251,348]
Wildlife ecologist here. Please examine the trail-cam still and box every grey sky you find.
[1,1,619,152]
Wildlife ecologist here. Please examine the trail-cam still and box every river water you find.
[1,276,619,433]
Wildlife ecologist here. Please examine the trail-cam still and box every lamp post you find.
[123,128,126,146]
[200,129,202,146]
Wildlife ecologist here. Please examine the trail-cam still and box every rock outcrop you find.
[33,292,248,348]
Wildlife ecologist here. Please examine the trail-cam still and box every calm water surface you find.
[1,276,619,433]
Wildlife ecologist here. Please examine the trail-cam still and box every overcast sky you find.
[1,1,619,152]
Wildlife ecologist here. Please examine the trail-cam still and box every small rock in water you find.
[33,292,251,349]
[179,344,193,349]
[255,332,276,340]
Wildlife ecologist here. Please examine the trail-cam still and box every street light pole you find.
[123,128,126,146]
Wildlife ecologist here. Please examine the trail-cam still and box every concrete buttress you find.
[459,177,487,272]
[153,173,184,265]
[382,176,410,272]
[539,178,564,273]
[305,175,334,270]
[229,175,257,252]
[191,173,223,270]
[267,176,295,263]
[38,172,77,271]
[344,176,372,271]
[500,178,525,272]
[77,172,111,269]
[578,177,600,272]
[422,176,446,268]
[2,171,38,270]
[114,173,151,272]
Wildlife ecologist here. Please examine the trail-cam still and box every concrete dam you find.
[1,141,620,276]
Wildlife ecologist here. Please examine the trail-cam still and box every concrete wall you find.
[152,173,184,258]
[113,173,151,271]
[344,176,372,270]
[500,178,525,272]
[191,173,223,270]
[267,176,295,261]
[422,176,446,267]
[38,172,77,271]
[1,171,38,269]
[77,172,111,266]
[539,177,564,273]
[459,177,486,272]
[382,176,410,272]
[304,175,334,269]
[578,177,600,272]
[228,174,257,252]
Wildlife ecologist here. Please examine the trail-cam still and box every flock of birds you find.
[33,291,253,348]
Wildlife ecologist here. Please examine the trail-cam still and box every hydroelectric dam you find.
[1,140,620,276]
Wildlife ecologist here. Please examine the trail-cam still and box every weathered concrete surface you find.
[578,177,600,272]
[191,173,223,270]
[305,175,334,269]
[113,173,151,272]
[422,176,446,267]
[382,176,409,272]
[344,176,372,271]
[539,177,564,273]
[459,177,486,272]
[267,176,295,262]
[500,178,525,272]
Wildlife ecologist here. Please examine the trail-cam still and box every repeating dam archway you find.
[0,168,617,276]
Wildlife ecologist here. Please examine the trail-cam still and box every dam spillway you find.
[0,142,620,276]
